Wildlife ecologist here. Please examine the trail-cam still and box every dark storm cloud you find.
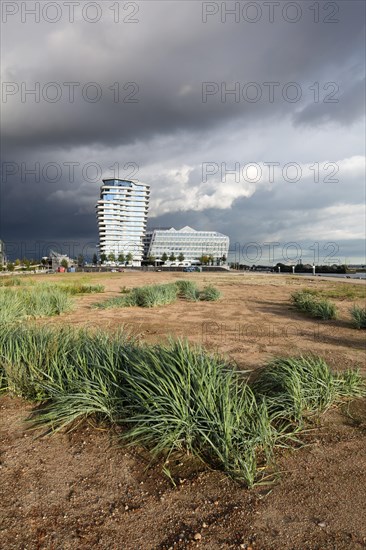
[294,77,365,127]
[2,1,365,149]
[1,0,365,261]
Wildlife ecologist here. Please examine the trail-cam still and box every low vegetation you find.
[350,305,366,329]
[252,356,364,424]
[299,285,366,301]
[0,323,364,487]
[175,280,200,301]
[94,281,221,309]
[0,287,74,323]
[58,283,104,295]
[0,277,22,287]
[199,284,221,301]
[292,290,337,320]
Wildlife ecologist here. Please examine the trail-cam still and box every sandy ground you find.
[1,272,366,549]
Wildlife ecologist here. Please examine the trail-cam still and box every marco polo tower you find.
[96,179,150,265]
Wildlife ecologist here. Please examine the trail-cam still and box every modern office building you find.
[0,239,6,266]
[96,179,150,265]
[144,226,229,264]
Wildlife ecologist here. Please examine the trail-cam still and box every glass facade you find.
[96,179,150,264]
[144,226,229,263]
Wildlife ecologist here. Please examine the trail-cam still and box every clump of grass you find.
[292,290,337,320]
[199,285,221,302]
[125,283,178,307]
[1,323,364,487]
[59,283,104,295]
[252,356,365,424]
[94,283,178,309]
[0,324,133,404]
[0,287,74,323]
[94,282,221,309]
[175,280,200,301]
[119,340,277,486]
[0,277,22,287]
[350,305,366,329]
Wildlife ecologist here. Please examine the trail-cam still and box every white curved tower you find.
[96,179,150,265]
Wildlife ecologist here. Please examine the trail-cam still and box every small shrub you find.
[350,305,366,329]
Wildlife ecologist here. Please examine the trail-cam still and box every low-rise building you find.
[144,226,229,264]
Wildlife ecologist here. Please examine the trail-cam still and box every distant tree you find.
[60,259,68,269]
[118,253,125,264]
[14,259,20,266]
[222,254,227,264]
[92,253,98,265]
[126,252,133,264]
[7,262,15,272]
[208,255,214,265]
[178,253,185,262]
[161,252,168,263]
[77,254,84,267]
[148,255,156,265]
[100,253,107,264]
[199,255,209,265]
[108,252,116,263]
[169,253,176,262]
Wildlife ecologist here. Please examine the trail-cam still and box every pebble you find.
[317,521,326,528]
[193,533,202,541]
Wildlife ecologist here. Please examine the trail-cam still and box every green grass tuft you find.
[252,356,365,424]
[174,280,200,301]
[350,305,366,329]
[94,281,221,309]
[199,285,221,301]
[292,290,337,320]
[1,322,364,487]
[0,287,74,323]
[58,283,105,295]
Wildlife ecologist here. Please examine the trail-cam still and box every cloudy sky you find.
[1,0,365,264]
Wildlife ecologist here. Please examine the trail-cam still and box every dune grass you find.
[0,277,22,287]
[251,356,365,424]
[292,290,337,320]
[350,305,366,329]
[0,322,364,487]
[58,283,104,295]
[0,286,74,324]
[199,285,221,301]
[94,281,221,309]
[175,280,200,301]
